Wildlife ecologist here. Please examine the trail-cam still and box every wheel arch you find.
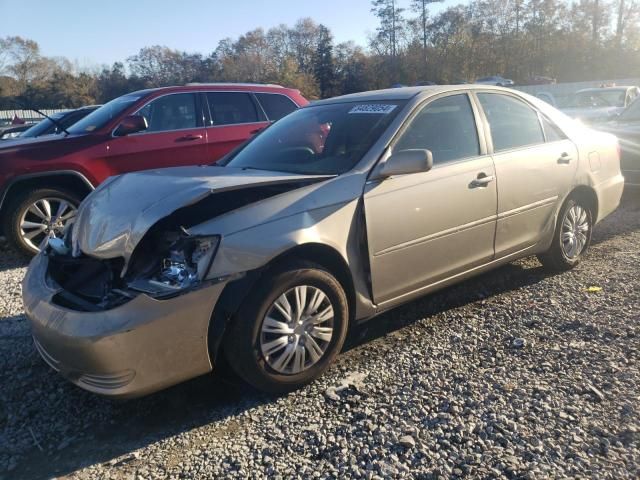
[568,185,599,222]
[207,242,356,364]
[0,171,95,220]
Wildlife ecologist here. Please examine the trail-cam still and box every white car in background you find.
[475,76,514,87]
[562,86,640,124]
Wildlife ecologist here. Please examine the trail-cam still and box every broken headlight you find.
[155,235,220,290]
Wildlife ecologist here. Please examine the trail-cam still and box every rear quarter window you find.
[255,93,299,121]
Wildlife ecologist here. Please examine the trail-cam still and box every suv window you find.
[477,93,545,151]
[206,92,260,125]
[394,94,480,164]
[138,93,197,132]
[255,93,298,121]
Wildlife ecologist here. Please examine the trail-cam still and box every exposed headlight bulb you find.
[156,235,219,289]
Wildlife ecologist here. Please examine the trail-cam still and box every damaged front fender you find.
[71,165,331,268]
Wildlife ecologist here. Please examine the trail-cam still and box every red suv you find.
[0,83,307,255]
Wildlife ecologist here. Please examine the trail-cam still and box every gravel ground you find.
[1,190,638,480]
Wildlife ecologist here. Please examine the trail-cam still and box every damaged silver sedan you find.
[23,86,624,398]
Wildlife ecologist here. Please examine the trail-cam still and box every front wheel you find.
[3,187,81,256]
[538,197,593,271]
[223,263,349,393]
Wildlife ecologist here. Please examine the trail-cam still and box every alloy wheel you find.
[561,204,589,260]
[259,285,334,375]
[19,197,77,252]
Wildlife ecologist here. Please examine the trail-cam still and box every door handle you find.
[177,134,203,142]
[558,152,573,164]
[470,173,495,188]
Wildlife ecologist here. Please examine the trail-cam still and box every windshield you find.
[225,101,405,175]
[20,108,97,138]
[19,113,65,138]
[571,90,627,108]
[67,94,144,134]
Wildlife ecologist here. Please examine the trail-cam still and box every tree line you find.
[1,0,640,109]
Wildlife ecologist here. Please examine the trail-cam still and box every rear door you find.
[364,93,497,305]
[107,92,208,174]
[475,92,578,257]
[203,91,270,163]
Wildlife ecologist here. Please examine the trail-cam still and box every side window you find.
[477,93,545,151]
[255,93,298,121]
[137,94,197,133]
[541,115,566,142]
[394,94,480,164]
[206,92,260,126]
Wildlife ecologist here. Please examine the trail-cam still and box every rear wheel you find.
[538,197,593,271]
[3,187,80,256]
[223,262,349,393]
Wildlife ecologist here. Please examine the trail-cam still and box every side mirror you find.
[113,115,148,136]
[379,149,433,178]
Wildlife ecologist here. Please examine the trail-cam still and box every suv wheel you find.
[538,197,593,271]
[223,262,349,393]
[3,187,81,256]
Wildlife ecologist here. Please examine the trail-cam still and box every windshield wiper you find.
[12,100,71,136]
[30,107,70,136]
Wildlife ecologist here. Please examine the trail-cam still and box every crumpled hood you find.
[72,165,329,261]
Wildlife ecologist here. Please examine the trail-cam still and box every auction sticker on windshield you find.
[349,104,398,114]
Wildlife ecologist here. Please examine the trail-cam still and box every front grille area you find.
[46,253,136,311]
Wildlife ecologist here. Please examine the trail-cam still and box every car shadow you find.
[0,240,29,273]
[345,260,551,352]
[9,258,555,480]
[9,367,278,480]
[7,194,638,480]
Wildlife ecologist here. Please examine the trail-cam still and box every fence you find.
[0,109,70,126]
[514,78,640,107]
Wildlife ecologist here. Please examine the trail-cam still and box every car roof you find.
[310,84,509,106]
[125,83,296,97]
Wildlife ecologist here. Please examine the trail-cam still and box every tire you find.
[223,262,349,394]
[537,197,593,272]
[3,187,81,256]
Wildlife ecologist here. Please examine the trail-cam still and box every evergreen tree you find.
[314,25,336,98]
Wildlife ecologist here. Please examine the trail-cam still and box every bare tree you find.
[411,0,443,65]
[371,0,406,58]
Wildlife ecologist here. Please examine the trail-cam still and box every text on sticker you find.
[349,104,398,114]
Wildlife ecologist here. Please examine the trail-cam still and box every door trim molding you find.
[497,196,558,220]
[375,243,538,311]
[374,214,497,257]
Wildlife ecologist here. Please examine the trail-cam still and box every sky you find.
[0,0,457,69]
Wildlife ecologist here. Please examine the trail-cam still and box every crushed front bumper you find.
[22,253,225,398]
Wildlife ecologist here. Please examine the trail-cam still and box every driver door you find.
[107,92,208,174]
[363,93,498,305]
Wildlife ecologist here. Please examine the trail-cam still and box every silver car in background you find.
[562,86,640,124]
[22,86,624,398]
